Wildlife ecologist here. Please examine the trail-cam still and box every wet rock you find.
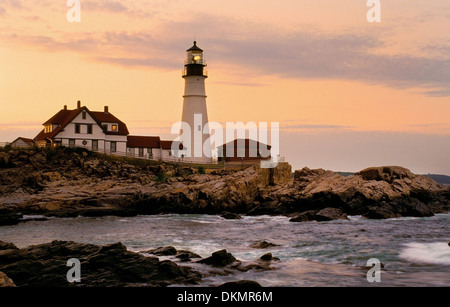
[176,250,202,262]
[259,253,279,261]
[145,246,177,256]
[197,249,237,267]
[0,212,23,226]
[249,241,279,249]
[218,280,262,288]
[289,211,317,222]
[220,212,242,220]
[315,208,349,221]
[0,241,201,287]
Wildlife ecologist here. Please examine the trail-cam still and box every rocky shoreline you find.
[0,240,276,287]
[0,147,449,226]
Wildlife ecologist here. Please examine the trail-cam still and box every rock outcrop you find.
[0,148,448,223]
[268,166,449,220]
[0,240,201,287]
[0,148,293,224]
[0,271,16,287]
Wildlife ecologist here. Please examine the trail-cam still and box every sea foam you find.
[399,242,450,265]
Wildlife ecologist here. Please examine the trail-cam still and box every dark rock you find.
[259,253,280,262]
[218,280,262,288]
[220,212,242,220]
[0,271,16,287]
[197,249,237,267]
[249,241,279,249]
[289,210,317,222]
[314,208,349,221]
[0,213,23,226]
[145,246,177,256]
[0,241,18,250]
[0,241,201,287]
[176,250,202,262]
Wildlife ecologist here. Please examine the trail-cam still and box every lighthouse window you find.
[198,125,201,132]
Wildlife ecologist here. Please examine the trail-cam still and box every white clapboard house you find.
[33,101,181,160]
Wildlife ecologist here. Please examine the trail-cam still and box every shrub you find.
[197,166,206,174]
[156,172,166,183]
[46,149,57,161]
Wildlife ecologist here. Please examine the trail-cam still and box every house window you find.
[102,124,108,131]
[75,124,80,134]
[87,124,93,134]
[69,139,75,148]
[110,141,117,153]
[44,125,53,133]
[112,125,118,132]
[82,111,86,120]
[92,140,98,151]
[139,148,144,157]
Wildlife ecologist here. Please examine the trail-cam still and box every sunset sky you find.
[1,0,449,174]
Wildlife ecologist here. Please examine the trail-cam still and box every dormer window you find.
[112,125,118,132]
[44,125,53,133]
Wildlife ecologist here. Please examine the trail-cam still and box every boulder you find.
[259,253,279,261]
[0,213,23,226]
[144,246,177,256]
[356,166,412,182]
[249,241,279,249]
[197,249,237,267]
[0,272,16,287]
[314,208,349,221]
[175,250,202,262]
[220,212,242,220]
[289,210,317,222]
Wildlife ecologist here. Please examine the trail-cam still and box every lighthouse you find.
[180,41,212,163]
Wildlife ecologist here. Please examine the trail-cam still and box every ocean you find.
[1,213,449,287]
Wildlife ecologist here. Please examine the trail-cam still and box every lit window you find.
[44,125,53,133]
[112,125,118,131]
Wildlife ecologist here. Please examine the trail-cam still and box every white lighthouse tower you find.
[180,41,212,163]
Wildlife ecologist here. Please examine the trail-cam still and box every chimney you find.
[64,105,67,110]
[104,106,109,113]
[77,100,81,109]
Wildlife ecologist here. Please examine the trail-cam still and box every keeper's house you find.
[33,101,180,160]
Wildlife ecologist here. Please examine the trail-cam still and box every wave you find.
[399,242,450,265]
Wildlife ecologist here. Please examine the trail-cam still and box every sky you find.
[1,0,449,174]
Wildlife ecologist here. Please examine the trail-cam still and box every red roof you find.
[11,137,34,145]
[127,136,161,148]
[160,140,183,150]
[90,111,129,135]
[34,106,129,142]
[217,138,271,150]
